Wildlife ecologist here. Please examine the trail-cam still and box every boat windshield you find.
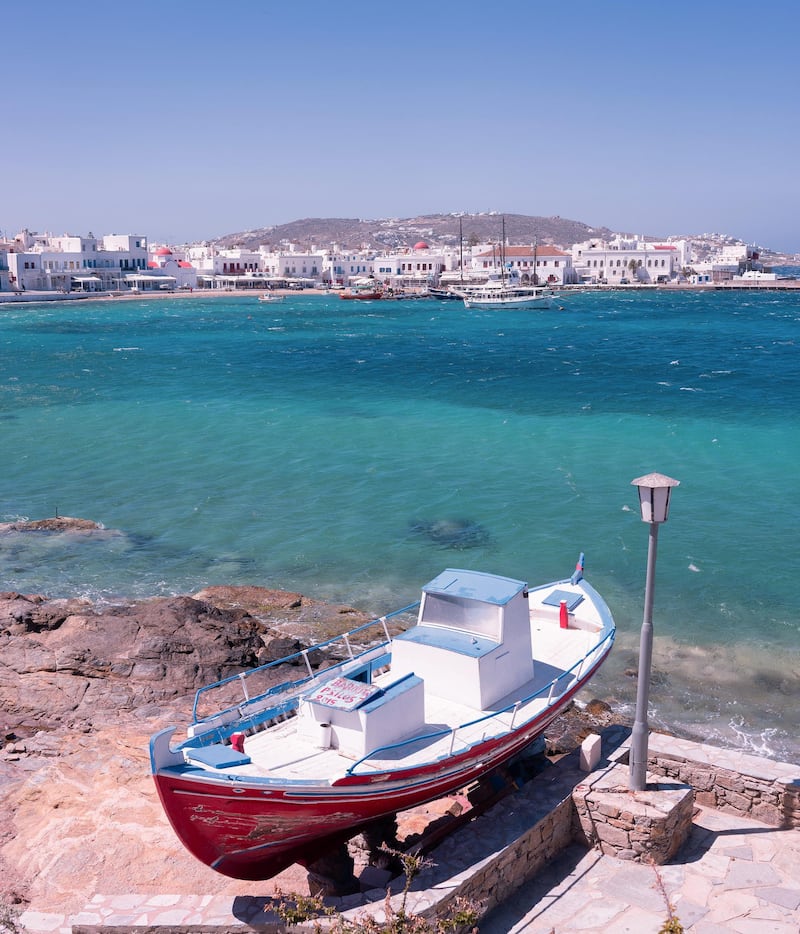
[420,592,502,642]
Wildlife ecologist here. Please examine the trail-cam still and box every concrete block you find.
[580,733,602,771]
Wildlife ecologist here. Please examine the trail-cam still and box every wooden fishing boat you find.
[338,277,384,300]
[150,555,615,880]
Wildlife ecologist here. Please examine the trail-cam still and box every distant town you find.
[1,214,797,300]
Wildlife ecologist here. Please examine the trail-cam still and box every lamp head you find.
[631,472,680,523]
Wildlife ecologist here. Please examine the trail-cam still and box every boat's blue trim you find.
[189,602,419,725]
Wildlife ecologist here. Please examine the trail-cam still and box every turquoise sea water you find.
[2,288,799,762]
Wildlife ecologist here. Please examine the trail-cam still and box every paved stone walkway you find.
[480,805,800,933]
[18,729,800,934]
[19,804,800,933]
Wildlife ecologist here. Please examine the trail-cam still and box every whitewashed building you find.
[259,247,325,281]
[325,249,376,286]
[0,242,13,291]
[5,231,151,292]
[147,246,197,290]
[471,244,575,285]
[185,244,267,289]
[571,237,685,284]
[374,241,447,290]
[691,243,764,283]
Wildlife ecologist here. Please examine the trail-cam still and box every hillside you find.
[206,213,795,264]
[210,213,621,252]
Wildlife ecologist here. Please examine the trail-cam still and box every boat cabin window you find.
[420,592,502,642]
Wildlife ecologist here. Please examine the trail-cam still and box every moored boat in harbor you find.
[462,283,558,309]
[150,555,615,880]
[428,286,465,300]
[339,277,384,300]
[461,268,558,309]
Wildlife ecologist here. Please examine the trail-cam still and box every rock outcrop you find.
[0,516,108,533]
[1,593,260,735]
[0,586,371,915]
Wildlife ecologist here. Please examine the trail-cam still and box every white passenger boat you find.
[461,269,558,309]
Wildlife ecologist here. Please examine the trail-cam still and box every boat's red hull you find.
[339,290,383,300]
[151,668,597,880]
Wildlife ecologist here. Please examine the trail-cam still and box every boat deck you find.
[223,619,600,785]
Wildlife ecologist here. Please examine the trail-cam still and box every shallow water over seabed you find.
[1,289,798,762]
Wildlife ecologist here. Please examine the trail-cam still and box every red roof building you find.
[474,244,573,284]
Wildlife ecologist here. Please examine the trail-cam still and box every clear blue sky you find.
[3,0,798,252]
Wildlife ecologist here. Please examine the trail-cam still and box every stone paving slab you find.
[480,805,800,933]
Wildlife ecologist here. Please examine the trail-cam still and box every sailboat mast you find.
[459,217,463,283]
[501,216,506,284]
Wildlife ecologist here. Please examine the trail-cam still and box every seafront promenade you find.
[2,278,800,306]
[19,731,800,933]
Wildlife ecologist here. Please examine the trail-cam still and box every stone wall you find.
[646,733,800,829]
[572,764,694,864]
[332,732,799,930]
[334,753,589,928]
[426,796,576,920]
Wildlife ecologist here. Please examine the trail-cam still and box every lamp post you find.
[629,472,680,791]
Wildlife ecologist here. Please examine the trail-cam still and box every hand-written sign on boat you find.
[306,677,381,711]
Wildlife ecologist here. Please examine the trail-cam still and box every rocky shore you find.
[0,581,624,920]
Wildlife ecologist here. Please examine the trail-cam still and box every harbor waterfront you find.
[1,287,798,764]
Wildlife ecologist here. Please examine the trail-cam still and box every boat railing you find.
[189,602,420,730]
[344,625,616,776]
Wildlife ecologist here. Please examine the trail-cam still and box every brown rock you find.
[194,584,304,611]
[0,516,118,535]
[0,585,335,916]
[0,593,270,737]
[545,699,629,757]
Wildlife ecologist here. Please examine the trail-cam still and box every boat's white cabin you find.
[296,569,533,759]
[297,671,425,759]
[390,569,533,710]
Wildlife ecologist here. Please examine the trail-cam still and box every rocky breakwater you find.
[0,583,370,918]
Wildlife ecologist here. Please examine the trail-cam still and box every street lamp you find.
[629,471,680,791]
